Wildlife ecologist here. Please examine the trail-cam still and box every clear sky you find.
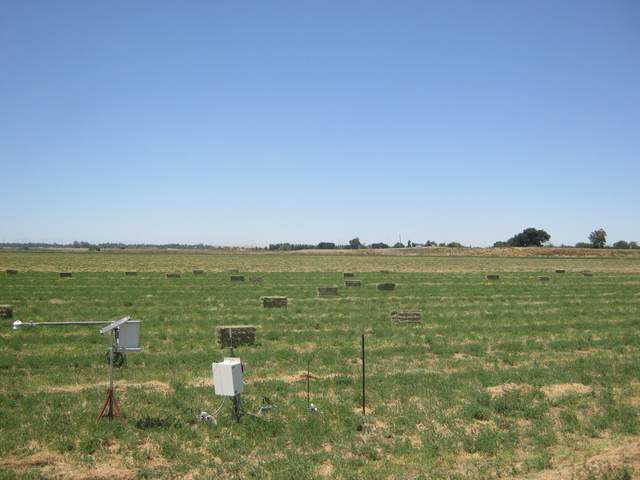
[1,1,638,247]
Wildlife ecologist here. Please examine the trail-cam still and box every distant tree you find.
[612,240,630,249]
[348,237,363,249]
[424,240,437,247]
[406,240,413,248]
[589,229,607,248]
[317,242,336,249]
[493,241,508,248]
[393,242,405,248]
[505,228,551,247]
[447,242,463,248]
[369,242,389,249]
[630,241,639,249]
[575,242,591,248]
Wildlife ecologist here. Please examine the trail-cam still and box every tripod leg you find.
[97,390,111,422]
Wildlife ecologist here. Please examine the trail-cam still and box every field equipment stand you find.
[97,317,143,422]
[97,343,123,421]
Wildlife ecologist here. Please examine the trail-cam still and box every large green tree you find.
[348,237,363,249]
[505,228,550,247]
[589,229,607,248]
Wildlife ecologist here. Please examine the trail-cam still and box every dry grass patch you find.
[526,438,640,479]
[38,380,171,394]
[486,383,533,398]
[0,449,136,480]
[541,383,592,401]
[315,460,335,477]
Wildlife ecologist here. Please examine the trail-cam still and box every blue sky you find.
[1,1,638,246]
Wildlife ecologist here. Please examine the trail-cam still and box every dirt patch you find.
[486,383,532,398]
[49,298,65,305]
[541,383,592,401]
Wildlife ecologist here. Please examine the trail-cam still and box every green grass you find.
[0,252,639,478]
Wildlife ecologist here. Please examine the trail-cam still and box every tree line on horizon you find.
[0,228,637,251]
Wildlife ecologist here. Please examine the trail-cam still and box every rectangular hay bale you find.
[555,269,565,274]
[230,275,245,282]
[345,279,361,288]
[59,272,73,278]
[0,305,13,319]
[343,272,354,278]
[216,325,256,348]
[317,286,338,297]
[261,296,288,308]
[377,283,396,291]
[391,310,422,324]
[6,269,18,275]
[193,269,205,275]
[486,274,500,280]
[125,271,137,276]
[166,272,181,278]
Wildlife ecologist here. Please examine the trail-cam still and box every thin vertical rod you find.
[361,333,365,416]
[307,358,310,405]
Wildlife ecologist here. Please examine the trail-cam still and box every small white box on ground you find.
[212,357,243,396]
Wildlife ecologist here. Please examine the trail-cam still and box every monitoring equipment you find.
[97,316,143,422]
[212,357,244,421]
[12,315,143,422]
[212,358,244,397]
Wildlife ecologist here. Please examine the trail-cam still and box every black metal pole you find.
[361,332,365,416]
[307,358,310,405]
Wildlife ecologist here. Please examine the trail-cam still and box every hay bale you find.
[261,296,287,308]
[166,272,181,278]
[391,310,421,324]
[345,279,361,288]
[555,269,565,274]
[343,272,355,278]
[379,270,391,274]
[59,272,73,278]
[230,275,245,282]
[317,286,338,297]
[216,325,256,348]
[0,305,13,319]
[6,269,17,275]
[249,276,264,284]
[583,271,593,277]
[125,271,137,276]
[193,269,205,275]
[486,274,500,280]
[377,283,395,291]
[538,276,550,281]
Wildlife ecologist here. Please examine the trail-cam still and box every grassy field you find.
[1,251,639,479]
